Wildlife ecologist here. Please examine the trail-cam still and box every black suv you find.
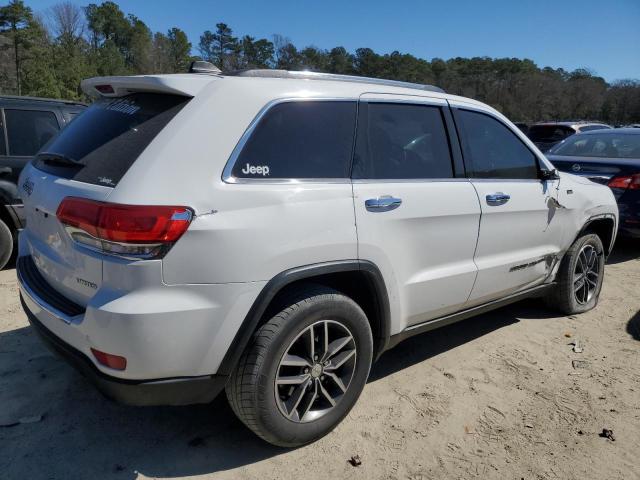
[0,95,86,269]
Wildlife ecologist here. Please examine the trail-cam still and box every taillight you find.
[608,174,640,190]
[56,197,193,259]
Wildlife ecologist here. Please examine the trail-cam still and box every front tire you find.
[546,233,605,315]
[226,285,373,447]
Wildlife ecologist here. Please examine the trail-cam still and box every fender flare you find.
[577,213,617,255]
[216,260,391,377]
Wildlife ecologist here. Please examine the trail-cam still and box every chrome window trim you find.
[352,178,469,184]
[468,178,547,183]
[358,96,448,106]
[221,97,358,185]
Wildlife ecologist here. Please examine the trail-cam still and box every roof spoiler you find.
[81,74,217,99]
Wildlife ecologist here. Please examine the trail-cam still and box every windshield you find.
[549,133,640,159]
[528,125,575,142]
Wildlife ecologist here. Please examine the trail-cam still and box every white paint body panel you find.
[17,73,619,382]
[466,179,566,304]
[353,180,481,329]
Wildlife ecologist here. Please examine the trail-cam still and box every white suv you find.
[17,67,618,447]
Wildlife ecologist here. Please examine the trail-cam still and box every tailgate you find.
[20,164,112,306]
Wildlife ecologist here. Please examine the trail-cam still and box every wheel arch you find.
[578,214,617,256]
[216,260,391,377]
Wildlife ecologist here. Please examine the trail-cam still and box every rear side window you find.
[352,103,453,179]
[33,93,189,187]
[457,109,538,179]
[5,109,59,156]
[232,101,356,179]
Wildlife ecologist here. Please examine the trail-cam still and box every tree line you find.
[1,0,639,124]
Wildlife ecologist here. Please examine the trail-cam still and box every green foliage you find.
[198,22,236,70]
[0,1,638,124]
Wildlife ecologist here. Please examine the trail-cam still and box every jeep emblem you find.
[241,163,270,176]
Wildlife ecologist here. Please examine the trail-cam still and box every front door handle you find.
[365,195,402,212]
[486,192,510,206]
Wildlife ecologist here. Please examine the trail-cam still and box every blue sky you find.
[27,0,640,81]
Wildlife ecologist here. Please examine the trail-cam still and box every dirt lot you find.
[1,241,639,480]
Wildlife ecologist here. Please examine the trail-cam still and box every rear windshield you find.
[33,93,189,187]
[528,125,575,142]
[549,133,640,158]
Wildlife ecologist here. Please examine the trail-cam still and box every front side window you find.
[5,109,59,156]
[457,109,538,179]
[232,101,357,179]
[352,103,453,179]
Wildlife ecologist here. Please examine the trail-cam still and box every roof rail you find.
[227,69,445,94]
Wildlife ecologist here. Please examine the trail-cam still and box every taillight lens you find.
[608,174,640,190]
[56,197,193,259]
[94,84,115,94]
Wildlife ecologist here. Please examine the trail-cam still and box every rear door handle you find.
[365,195,402,212]
[486,192,510,206]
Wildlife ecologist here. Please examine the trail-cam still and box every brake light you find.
[94,84,115,94]
[56,197,193,259]
[608,174,640,190]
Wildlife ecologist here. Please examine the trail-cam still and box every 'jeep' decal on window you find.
[241,164,270,176]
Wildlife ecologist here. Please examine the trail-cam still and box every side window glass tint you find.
[5,109,59,156]
[353,103,453,179]
[233,101,357,179]
[457,109,538,179]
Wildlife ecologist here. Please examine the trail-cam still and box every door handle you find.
[365,195,402,212]
[486,192,510,206]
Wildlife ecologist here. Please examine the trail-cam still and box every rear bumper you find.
[22,294,228,406]
[618,205,640,238]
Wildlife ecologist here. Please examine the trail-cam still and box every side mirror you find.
[540,168,560,181]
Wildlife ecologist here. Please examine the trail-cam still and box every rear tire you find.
[546,233,605,315]
[226,284,373,447]
[0,218,13,270]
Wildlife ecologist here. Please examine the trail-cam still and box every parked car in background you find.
[16,67,618,447]
[547,128,640,237]
[0,96,86,269]
[528,121,612,152]
[514,122,529,134]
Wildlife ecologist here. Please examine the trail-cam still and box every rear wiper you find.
[35,152,81,168]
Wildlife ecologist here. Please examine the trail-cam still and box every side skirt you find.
[386,283,555,350]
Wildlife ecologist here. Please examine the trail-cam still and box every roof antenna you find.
[188,61,222,75]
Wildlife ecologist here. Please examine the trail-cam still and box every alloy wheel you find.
[275,320,357,423]
[573,244,601,305]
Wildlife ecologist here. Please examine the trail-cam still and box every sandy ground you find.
[1,241,639,480]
